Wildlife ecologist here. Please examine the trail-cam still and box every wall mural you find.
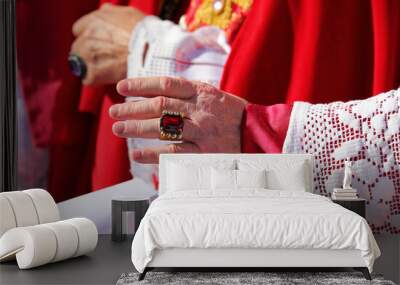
[15,0,400,235]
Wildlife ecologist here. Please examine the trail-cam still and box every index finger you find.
[116,77,197,99]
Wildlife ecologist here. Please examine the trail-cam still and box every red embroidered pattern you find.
[284,89,400,234]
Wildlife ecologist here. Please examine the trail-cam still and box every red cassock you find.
[16,0,160,201]
[17,0,98,201]
[17,0,400,201]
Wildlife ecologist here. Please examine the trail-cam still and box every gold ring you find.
[159,110,184,141]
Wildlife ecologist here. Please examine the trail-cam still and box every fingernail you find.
[112,121,125,134]
[109,105,119,118]
[117,80,130,94]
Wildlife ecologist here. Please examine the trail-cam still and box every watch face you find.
[68,54,87,78]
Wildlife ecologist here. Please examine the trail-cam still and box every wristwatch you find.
[68,54,87,79]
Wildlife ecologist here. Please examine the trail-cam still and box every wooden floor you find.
[0,235,133,285]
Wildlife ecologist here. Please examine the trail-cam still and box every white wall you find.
[58,178,155,234]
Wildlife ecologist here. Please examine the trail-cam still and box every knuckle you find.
[195,82,216,95]
[122,121,131,134]
[135,121,144,135]
[133,78,144,91]
[70,39,80,53]
[160,77,173,91]
[72,21,84,36]
[156,96,166,113]
[117,104,128,117]
[70,45,77,54]
[184,103,193,115]
[100,3,111,9]
[90,51,99,64]
[127,102,136,115]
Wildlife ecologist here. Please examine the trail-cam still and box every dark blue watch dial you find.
[68,54,87,79]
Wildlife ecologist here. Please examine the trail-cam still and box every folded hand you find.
[71,3,145,85]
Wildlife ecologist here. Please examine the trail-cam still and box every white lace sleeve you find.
[283,88,400,233]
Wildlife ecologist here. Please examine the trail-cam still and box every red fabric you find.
[16,0,98,147]
[222,0,400,106]
[242,104,292,153]
[17,0,99,201]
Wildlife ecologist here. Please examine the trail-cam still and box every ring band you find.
[160,110,184,141]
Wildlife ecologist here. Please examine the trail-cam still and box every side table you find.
[332,198,366,218]
[112,195,156,242]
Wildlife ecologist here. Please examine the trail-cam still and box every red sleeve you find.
[241,103,293,153]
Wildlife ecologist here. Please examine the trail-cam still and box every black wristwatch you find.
[68,54,87,79]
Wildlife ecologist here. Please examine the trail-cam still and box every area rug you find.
[116,271,396,285]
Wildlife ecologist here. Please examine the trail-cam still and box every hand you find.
[71,3,145,85]
[109,77,248,163]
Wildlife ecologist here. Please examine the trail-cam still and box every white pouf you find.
[0,218,98,269]
[0,189,98,269]
[64,218,98,257]
[42,221,79,262]
[1,191,39,227]
[0,226,57,268]
[23,189,60,224]
[0,189,59,236]
[0,196,17,237]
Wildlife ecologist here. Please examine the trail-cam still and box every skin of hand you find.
[70,3,145,85]
[109,77,248,164]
